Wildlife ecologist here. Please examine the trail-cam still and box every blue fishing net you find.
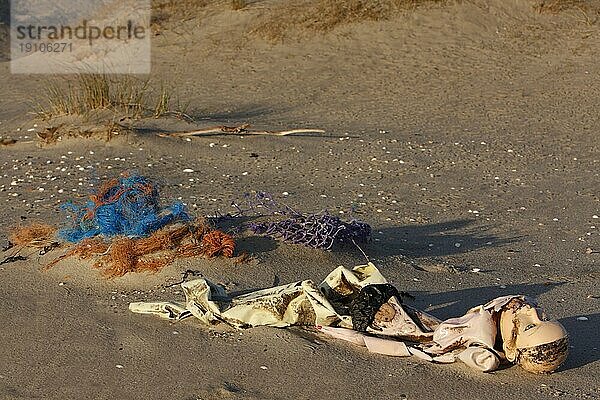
[58,173,190,243]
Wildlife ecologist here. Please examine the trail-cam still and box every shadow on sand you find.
[362,218,521,259]
[407,282,564,320]
[190,103,287,122]
[558,313,599,371]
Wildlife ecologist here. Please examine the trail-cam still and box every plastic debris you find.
[349,284,402,332]
[130,263,569,373]
[47,218,235,278]
[9,223,56,247]
[6,172,236,277]
[234,192,371,249]
[58,172,190,243]
[249,213,371,250]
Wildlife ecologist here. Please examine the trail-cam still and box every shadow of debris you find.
[208,215,280,255]
[189,103,288,123]
[234,235,279,255]
[557,313,600,371]
[364,219,521,258]
[406,282,565,321]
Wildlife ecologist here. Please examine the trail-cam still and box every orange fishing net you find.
[46,219,236,278]
[44,237,109,269]
[201,230,235,258]
[9,223,57,247]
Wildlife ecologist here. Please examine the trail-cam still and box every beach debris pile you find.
[233,192,371,250]
[4,172,236,277]
[3,178,371,274]
[130,263,570,374]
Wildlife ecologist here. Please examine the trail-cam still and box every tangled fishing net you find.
[4,172,236,277]
[46,220,235,278]
[58,173,190,242]
[233,192,371,250]
[9,223,56,248]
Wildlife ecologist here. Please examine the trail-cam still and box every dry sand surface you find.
[0,0,599,399]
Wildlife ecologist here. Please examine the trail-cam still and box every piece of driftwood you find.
[158,124,325,137]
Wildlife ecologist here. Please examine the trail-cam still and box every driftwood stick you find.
[158,124,325,138]
[243,128,326,136]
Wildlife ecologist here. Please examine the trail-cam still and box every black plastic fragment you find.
[350,284,401,332]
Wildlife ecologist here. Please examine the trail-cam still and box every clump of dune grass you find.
[153,82,172,118]
[149,0,596,42]
[151,0,210,33]
[533,0,600,26]
[533,0,587,13]
[251,0,447,41]
[38,73,187,120]
[34,73,190,143]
